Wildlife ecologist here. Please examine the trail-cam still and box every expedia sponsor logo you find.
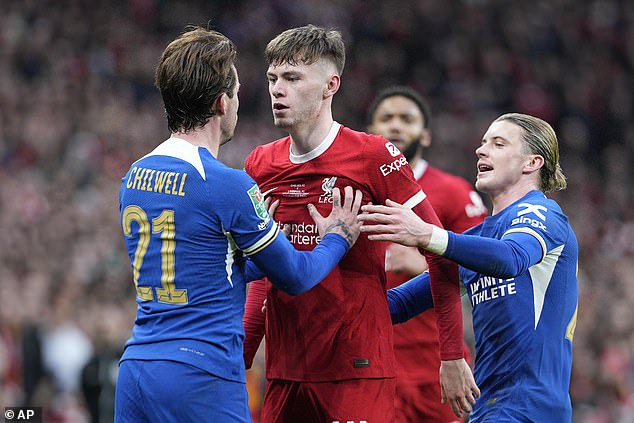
[380,156,407,176]
[385,141,401,157]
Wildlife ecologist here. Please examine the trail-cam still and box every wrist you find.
[426,226,449,255]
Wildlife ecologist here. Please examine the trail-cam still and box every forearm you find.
[429,229,543,279]
[243,279,266,369]
[413,200,464,360]
[387,272,433,324]
[244,259,264,282]
[249,232,348,295]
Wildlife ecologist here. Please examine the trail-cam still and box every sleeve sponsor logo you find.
[247,185,271,225]
[385,141,401,157]
[379,156,408,176]
[511,203,547,230]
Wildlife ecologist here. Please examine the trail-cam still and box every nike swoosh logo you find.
[262,187,278,197]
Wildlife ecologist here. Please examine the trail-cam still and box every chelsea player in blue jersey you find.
[115,27,362,423]
[359,113,578,422]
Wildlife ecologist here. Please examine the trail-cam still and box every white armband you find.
[427,226,449,255]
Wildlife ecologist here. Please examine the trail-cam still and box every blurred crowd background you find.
[0,0,632,422]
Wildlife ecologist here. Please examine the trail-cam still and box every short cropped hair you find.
[265,25,345,75]
[366,86,431,128]
[496,113,567,193]
[155,26,238,133]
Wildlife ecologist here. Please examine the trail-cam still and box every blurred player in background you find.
[367,86,488,422]
[243,25,479,423]
[115,26,363,423]
[361,113,578,423]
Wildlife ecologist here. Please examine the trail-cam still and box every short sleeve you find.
[363,137,426,208]
[217,170,278,255]
[502,199,569,261]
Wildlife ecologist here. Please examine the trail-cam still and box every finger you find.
[473,383,481,399]
[367,233,401,242]
[359,223,395,233]
[385,198,406,208]
[361,204,394,214]
[440,384,447,404]
[331,187,341,208]
[342,186,354,211]
[357,212,393,224]
[281,223,292,238]
[467,384,479,405]
[459,396,472,413]
[351,189,363,215]
[268,199,280,218]
[264,196,272,210]
[466,391,476,406]
[450,399,463,418]
[307,203,323,223]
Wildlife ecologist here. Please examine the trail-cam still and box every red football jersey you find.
[388,160,488,383]
[244,123,462,381]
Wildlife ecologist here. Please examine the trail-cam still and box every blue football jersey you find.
[119,137,278,383]
[461,190,578,422]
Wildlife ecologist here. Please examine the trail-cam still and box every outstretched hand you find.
[264,196,291,237]
[358,199,434,248]
[440,358,480,418]
[307,186,363,248]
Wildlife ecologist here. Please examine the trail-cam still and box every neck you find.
[289,112,334,155]
[172,123,221,158]
[490,180,540,215]
[408,155,421,170]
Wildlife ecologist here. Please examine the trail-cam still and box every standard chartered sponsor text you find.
[281,221,322,246]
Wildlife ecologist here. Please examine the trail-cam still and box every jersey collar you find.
[289,122,341,164]
[412,159,429,180]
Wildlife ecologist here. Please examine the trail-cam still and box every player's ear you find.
[213,94,227,116]
[324,74,340,99]
[523,154,544,174]
[420,128,432,148]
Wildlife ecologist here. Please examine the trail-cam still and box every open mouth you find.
[273,103,288,111]
[478,163,493,173]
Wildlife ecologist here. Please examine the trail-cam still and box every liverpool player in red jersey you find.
[367,86,488,423]
[243,25,479,422]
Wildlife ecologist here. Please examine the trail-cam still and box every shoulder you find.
[337,127,406,169]
[340,126,395,154]
[248,137,289,159]
[245,137,290,172]
[509,191,564,218]
[504,191,570,234]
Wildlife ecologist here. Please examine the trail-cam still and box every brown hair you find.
[265,25,345,75]
[495,113,567,192]
[155,26,237,133]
